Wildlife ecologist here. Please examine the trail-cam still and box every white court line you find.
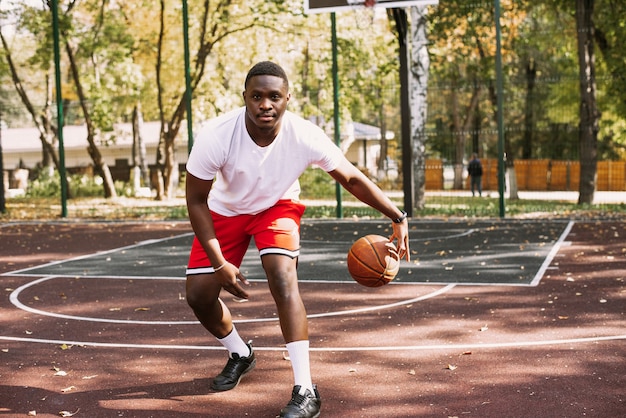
[3,228,474,278]
[1,232,194,276]
[1,334,624,352]
[0,221,588,351]
[302,228,476,245]
[529,220,575,286]
[9,276,456,325]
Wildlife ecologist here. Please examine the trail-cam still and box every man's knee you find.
[186,275,217,310]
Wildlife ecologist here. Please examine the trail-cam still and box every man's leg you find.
[263,254,320,418]
[250,201,320,417]
[186,274,232,337]
[186,274,255,391]
[263,254,312,390]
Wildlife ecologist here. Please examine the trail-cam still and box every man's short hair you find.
[245,61,289,89]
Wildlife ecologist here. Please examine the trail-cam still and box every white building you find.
[2,119,393,190]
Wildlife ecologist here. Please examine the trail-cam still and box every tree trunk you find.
[132,103,150,189]
[576,0,599,204]
[1,31,60,172]
[450,78,480,190]
[65,39,117,198]
[377,92,387,177]
[522,58,536,159]
[409,6,430,210]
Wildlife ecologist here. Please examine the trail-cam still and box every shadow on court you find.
[0,219,624,418]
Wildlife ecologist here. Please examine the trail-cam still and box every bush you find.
[25,169,133,198]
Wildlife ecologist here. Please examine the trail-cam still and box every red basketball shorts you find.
[186,200,306,275]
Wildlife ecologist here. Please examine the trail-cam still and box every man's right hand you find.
[216,262,250,300]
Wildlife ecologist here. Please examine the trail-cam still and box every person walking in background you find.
[468,153,483,197]
[184,61,410,418]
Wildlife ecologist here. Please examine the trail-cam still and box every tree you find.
[152,0,298,199]
[428,1,516,189]
[575,0,600,204]
[408,6,430,210]
[593,0,626,159]
[1,3,63,184]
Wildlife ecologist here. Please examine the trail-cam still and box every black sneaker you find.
[210,343,256,391]
[279,385,321,418]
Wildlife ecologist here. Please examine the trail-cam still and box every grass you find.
[1,194,625,221]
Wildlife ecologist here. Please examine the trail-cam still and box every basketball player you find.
[185,61,409,418]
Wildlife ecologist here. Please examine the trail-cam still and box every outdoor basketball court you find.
[1,218,624,417]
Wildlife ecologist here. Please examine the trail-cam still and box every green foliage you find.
[25,170,136,198]
[2,0,626,200]
[299,167,335,199]
[25,170,62,197]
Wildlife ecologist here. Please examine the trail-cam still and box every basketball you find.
[347,234,400,287]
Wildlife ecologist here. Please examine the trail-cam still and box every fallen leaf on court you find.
[59,409,80,417]
[1,348,8,353]
[54,370,68,377]
[25,330,33,335]
[408,369,416,375]
[109,307,121,311]
[558,316,569,320]
[282,352,290,361]
[446,364,458,371]
[479,325,488,332]
[348,368,357,373]
[462,351,472,355]
[82,375,98,380]
[134,307,150,311]
[28,411,36,416]
[60,344,71,350]
[60,386,76,393]
[599,299,607,303]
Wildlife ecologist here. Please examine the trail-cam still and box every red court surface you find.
[0,220,624,417]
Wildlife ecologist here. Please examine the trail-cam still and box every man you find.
[468,152,483,197]
[185,61,409,418]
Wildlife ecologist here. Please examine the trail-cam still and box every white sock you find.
[217,326,250,358]
[286,340,314,395]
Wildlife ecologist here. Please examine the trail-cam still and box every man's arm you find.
[185,172,250,298]
[328,157,410,261]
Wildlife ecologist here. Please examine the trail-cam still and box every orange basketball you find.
[347,234,400,287]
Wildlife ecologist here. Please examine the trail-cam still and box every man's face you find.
[243,75,290,135]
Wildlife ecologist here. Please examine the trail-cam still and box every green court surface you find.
[11,219,572,286]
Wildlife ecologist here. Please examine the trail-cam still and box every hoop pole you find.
[51,0,68,217]
[331,12,343,219]
[182,0,193,153]
[494,0,506,217]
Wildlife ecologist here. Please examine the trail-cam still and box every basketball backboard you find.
[305,0,439,14]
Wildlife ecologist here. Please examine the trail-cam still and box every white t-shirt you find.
[186,107,344,216]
